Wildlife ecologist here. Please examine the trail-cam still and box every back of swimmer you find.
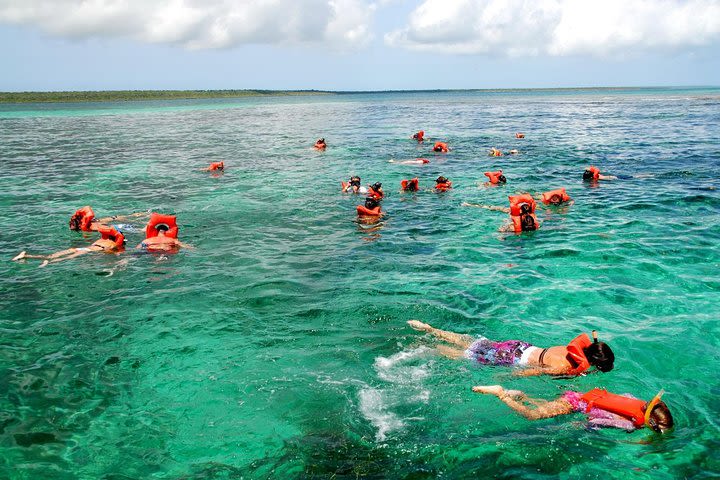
[401,178,419,192]
[435,176,452,191]
[357,196,382,216]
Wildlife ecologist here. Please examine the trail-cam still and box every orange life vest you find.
[511,214,539,233]
[491,149,503,157]
[435,181,452,191]
[401,178,419,191]
[97,225,125,249]
[580,389,647,428]
[587,166,600,180]
[541,188,571,205]
[508,194,537,216]
[314,141,326,150]
[414,130,425,141]
[357,205,381,216]
[566,333,592,374]
[484,170,504,184]
[433,142,448,153]
[368,187,384,200]
[71,206,95,231]
[208,161,224,171]
[515,133,525,139]
[145,213,178,239]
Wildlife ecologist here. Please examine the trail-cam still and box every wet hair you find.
[156,224,170,232]
[364,197,379,209]
[433,145,442,151]
[519,203,531,214]
[583,170,594,180]
[436,176,448,184]
[645,400,674,433]
[350,176,361,187]
[498,174,507,183]
[520,213,536,231]
[69,215,82,231]
[583,341,615,372]
[372,182,382,191]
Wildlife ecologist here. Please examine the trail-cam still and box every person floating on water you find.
[314,138,327,150]
[400,178,419,192]
[540,188,573,206]
[462,194,540,233]
[433,142,449,153]
[489,147,503,157]
[407,321,614,376]
[342,176,368,194]
[388,158,430,165]
[69,206,148,232]
[515,133,525,139]
[13,225,125,267]
[435,176,452,191]
[205,161,224,172]
[583,166,617,181]
[137,213,191,251]
[368,182,384,200]
[472,385,673,433]
[357,196,382,217]
[412,130,425,142]
[483,170,507,186]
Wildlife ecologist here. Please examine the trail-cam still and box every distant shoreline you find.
[0,86,716,103]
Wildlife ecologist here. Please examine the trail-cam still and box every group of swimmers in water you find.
[12,206,190,267]
[336,131,673,433]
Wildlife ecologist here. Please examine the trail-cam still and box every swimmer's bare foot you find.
[407,320,432,332]
[12,251,26,261]
[39,260,49,268]
[472,385,504,396]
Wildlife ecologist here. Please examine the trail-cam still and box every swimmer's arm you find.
[177,241,195,249]
[461,202,509,213]
[98,212,150,223]
[598,175,617,180]
[473,386,573,420]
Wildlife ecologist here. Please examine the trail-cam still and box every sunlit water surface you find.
[1,88,719,479]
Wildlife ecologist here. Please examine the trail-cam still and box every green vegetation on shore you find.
[0,89,334,103]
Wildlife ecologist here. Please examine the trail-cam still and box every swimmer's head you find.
[155,224,170,235]
[519,203,531,214]
[644,399,674,433]
[372,182,382,191]
[350,176,361,187]
[583,331,615,372]
[69,214,82,231]
[436,176,448,184]
[549,194,562,204]
[583,169,594,180]
[498,174,507,184]
[364,196,379,209]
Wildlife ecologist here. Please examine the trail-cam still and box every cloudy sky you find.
[1,0,719,91]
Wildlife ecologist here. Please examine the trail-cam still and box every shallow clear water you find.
[1,88,719,479]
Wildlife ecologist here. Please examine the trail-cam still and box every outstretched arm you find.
[472,385,574,420]
[461,202,510,213]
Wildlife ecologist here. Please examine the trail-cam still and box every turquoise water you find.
[1,88,719,479]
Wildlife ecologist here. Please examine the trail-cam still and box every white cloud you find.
[385,0,720,57]
[0,0,376,50]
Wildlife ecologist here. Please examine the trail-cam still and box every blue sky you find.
[1,0,719,91]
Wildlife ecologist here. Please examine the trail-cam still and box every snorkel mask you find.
[644,389,665,431]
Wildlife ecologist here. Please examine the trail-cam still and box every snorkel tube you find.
[644,389,665,430]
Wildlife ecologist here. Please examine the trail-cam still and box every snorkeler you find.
[205,161,224,171]
[583,166,617,181]
[13,225,125,267]
[342,176,368,194]
[400,178,419,192]
[489,147,503,157]
[433,142,449,153]
[515,133,525,139]
[435,176,452,191]
[69,206,148,232]
[407,320,614,376]
[462,194,539,232]
[540,188,573,205]
[357,196,382,216]
[472,385,673,433]
[314,138,327,150]
[368,182,384,200]
[388,158,430,165]
[137,213,192,251]
[412,130,425,141]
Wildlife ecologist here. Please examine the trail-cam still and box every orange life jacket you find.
[433,142,448,153]
[71,206,95,231]
[435,181,452,191]
[580,389,647,427]
[357,205,381,216]
[145,213,179,239]
[401,178,419,191]
[491,149,503,157]
[508,194,537,216]
[208,161,224,171]
[566,333,592,374]
[414,130,425,141]
[587,166,600,180]
[515,133,525,139]
[484,170,504,184]
[97,225,125,249]
[314,141,326,150]
[541,188,571,205]
[368,187,384,200]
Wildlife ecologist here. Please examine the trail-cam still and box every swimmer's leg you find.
[408,320,474,348]
[436,345,467,360]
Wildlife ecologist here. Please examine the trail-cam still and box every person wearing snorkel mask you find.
[407,321,614,377]
[342,176,368,194]
[472,385,674,434]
